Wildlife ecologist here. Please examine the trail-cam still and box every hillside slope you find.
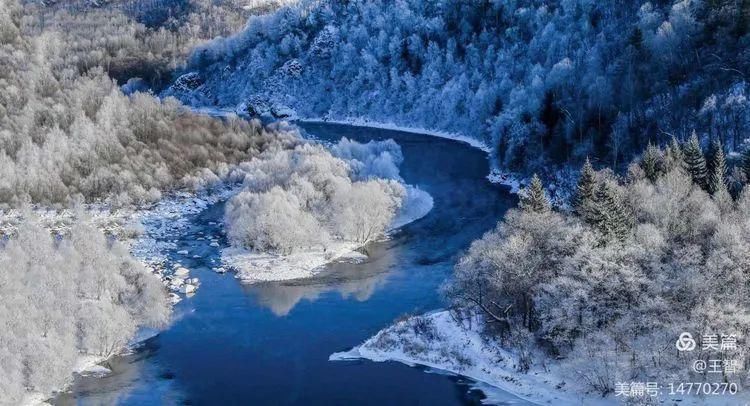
[168,0,750,174]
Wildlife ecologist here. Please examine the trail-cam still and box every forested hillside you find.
[171,0,750,174]
[443,135,750,396]
[0,214,171,403]
[0,0,298,207]
[0,1,294,400]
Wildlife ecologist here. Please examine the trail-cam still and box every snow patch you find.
[300,117,492,153]
[222,240,361,283]
[487,169,522,193]
[330,311,597,405]
[332,311,750,406]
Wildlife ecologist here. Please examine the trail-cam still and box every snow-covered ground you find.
[331,311,750,406]
[300,117,492,153]
[221,184,433,283]
[20,327,164,406]
[330,310,594,405]
[129,184,240,266]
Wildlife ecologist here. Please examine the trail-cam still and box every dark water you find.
[56,123,522,405]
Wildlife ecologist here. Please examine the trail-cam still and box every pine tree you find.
[574,158,597,218]
[520,174,550,213]
[708,140,728,195]
[683,132,708,189]
[590,182,630,242]
[742,145,750,181]
[666,135,684,170]
[641,143,662,182]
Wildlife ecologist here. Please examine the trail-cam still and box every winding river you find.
[55,122,523,405]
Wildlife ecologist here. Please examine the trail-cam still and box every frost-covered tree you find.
[574,158,597,218]
[330,180,405,243]
[445,209,580,333]
[708,140,728,196]
[446,144,750,395]
[225,186,324,254]
[590,181,631,243]
[225,139,406,254]
[641,143,663,182]
[0,215,169,402]
[665,135,685,170]
[683,132,708,189]
[742,145,750,181]
[172,0,750,175]
[0,0,296,208]
[519,174,550,214]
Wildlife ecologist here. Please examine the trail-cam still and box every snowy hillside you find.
[168,0,750,175]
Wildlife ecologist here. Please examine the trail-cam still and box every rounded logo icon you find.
[676,332,696,352]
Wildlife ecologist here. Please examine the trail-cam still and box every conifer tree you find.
[575,158,597,218]
[520,174,550,213]
[742,146,750,181]
[708,140,728,196]
[641,143,662,182]
[683,131,708,189]
[590,181,630,242]
[666,135,684,170]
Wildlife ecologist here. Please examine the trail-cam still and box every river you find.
[55,122,524,405]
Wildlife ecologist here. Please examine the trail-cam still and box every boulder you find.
[169,293,182,304]
[271,103,296,119]
[242,94,272,118]
[180,284,197,294]
[174,267,190,277]
[172,72,203,92]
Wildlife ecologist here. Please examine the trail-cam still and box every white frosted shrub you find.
[225,139,407,254]
[330,137,404,180]
[0,215,170,401]
[225,186,324,254]
[330,179,405,242]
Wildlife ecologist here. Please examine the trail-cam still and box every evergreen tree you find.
[520,174,550,213]
[742,145,750,181]
[708,140,728,195]
[641,143,662,182]
[590,182,630,242]
[666,135,684,170]
[683,132,708,189]
[574,158,597,218]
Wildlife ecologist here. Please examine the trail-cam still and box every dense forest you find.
[0,0,300,207]
[444,136,750,395]
[171,0,750,175]
[0,213,171,403]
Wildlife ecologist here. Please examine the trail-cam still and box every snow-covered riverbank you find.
[331,311,750,406]
[221,185,434,283]
[330,310,594,405]
[5,184,242,406]
[20,327,162,406]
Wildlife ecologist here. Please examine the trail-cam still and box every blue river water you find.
[55,123,522,405]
